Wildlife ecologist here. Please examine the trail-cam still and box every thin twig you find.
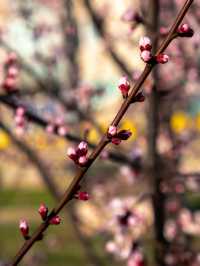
[0,122,104,266]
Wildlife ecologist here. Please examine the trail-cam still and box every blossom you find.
[118,76,131,98]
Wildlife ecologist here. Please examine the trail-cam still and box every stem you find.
[0,122,104,266]
[9,1,194,264]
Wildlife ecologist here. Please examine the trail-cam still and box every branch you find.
[0,121,104,266]
[0,94,139,169]
[9,1,194,264]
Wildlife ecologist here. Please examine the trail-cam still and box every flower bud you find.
[67,147,78,161]
[16,107,25,116]
[178,23,194,37]
[3,77,17,91]
[139,36,152,51]
[140,50,152,63]
[118,76,130,98]
[108,125,117,137]
[19,219,29,238]
[117,129,132,140]
[77,141,88,156]
[78,156,88,166]
[38,203,48,220]
[46,124,55,134]
[8,66,19,78]
[58,126,67,136]
[75,191,90,201]
[50,215,61,225]
[134,92,145,102]
[121,9,142,23]
[156,54,169,64]
[111,137,121,145]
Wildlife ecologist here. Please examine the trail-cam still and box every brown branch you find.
[0,121,104,266]
[8,1,194,264]
[0,94,140,169]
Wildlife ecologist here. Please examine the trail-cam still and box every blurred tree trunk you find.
[146,1,168,265]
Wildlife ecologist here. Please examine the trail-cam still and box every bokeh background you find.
[0,0,200,266]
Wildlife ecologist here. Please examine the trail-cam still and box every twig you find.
[8,1,194,264]
[0,94,139,169]
[0,121,104,266]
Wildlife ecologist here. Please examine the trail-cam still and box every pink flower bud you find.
[3,77,17,91]
[77,141,88,156]
[8,66,19,78]
[121,9,142,23]
[140,50,152,63]
[78,156,88,166]
[38,203,48,220]
[178,23,194,37]
[5,52,17,65]
[50,215,61,225]
[46,124,55,134]
[118,76,130,98]
[15,115,24,126]
[75,191,90,201]
[67,147,78,161]
[16,107,25,116]
[108,125,117,137]
[19,219,29,238]
[117,129,132,140]
[57,126,67,136]
[139,36,152,51]
[111,137,121,145]
[156,54,169,64]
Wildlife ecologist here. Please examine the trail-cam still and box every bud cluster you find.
[67,141,89,166]
[2,52,19,92]
[15,107,26,136]
[139,36,169,64]
[107,126,132,145]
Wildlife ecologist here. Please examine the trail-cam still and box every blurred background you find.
[0,0,200,265]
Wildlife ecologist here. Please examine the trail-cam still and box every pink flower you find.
[19,219,29,238]
[118,76,130,98]
[108,125,117,137]
[156,54,169,64]
[38,203,48,220]
[139,37,152,51]
[50,215,61,225]
[140,50,152,63]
